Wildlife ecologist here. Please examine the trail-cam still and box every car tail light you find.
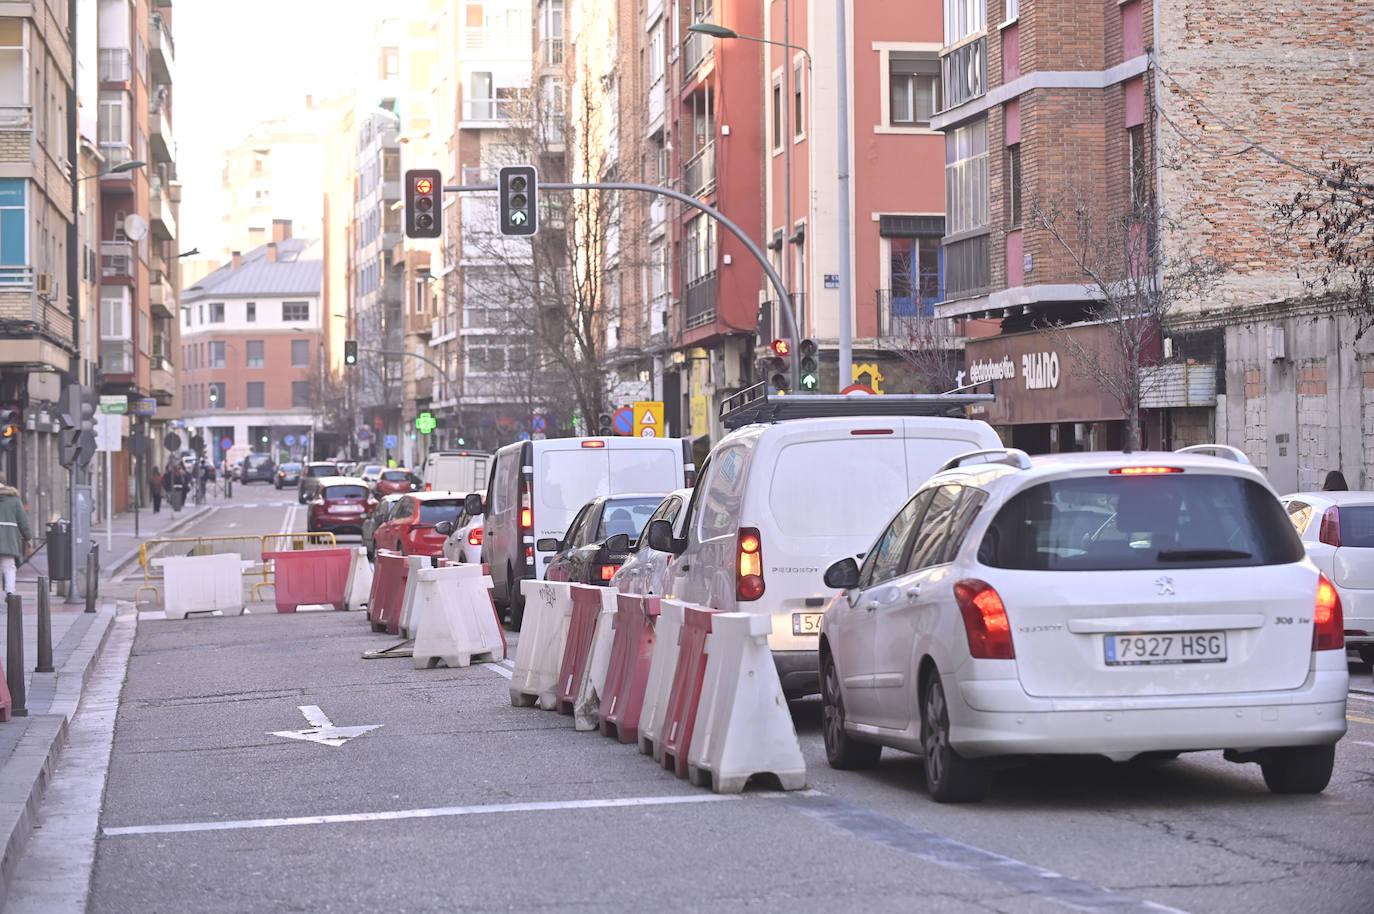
[468,527,483,546]
[598,564,617,581]
[953,579,1015,659]
[1109,466,1184,475]
[1317,507,1341,547]
[1313,573,1344,651]
[736,527,764,601]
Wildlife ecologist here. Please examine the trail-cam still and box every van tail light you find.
[1313,573,1344,652]
[425,483,432,491]
[598,564,617,581]
[684,467,696,487]
[736,527,765,601]
[520,508,532,529]
[953,579,1015,659]
[468,527,483,546]
[519,477,533,533]
[1317,507,1341,547]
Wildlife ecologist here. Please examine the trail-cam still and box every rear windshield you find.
[597,497,665,540]
[419,501,462,524]
[282,463,301,472]
[307,464,336,477]
[245,455,272,467]
[979,474,1306,571]
[364,465,382,475]
[1340,506,1374,548]
[381,470,410,481]
[323,485,368,499]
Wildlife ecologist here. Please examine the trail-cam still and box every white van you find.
[421,450,491,494]
[468,436,695,628]
[644,387,1001,697]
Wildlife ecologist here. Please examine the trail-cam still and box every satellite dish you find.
[123,214,148,242]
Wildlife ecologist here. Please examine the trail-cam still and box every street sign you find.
[415,412,436,434]
[99,395,126,415]
[220,436,233,451]
[373,417,385,430]
[633,401,664,438]
[384,434,398,449]
[357,428,371,441]
[531,414,546,433]
[131,397,157,416]
[164,432,182,451]
[285,434,296,446]
[612,406,633,436]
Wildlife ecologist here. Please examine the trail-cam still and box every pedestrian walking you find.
[1322,470,1349,491]
[149,463,164,513]
[0,472,33,596]
[165,461,189,512]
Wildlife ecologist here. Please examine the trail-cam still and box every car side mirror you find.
[536,537,560,553]
[603,532,631,555]
[645,519,685,555]
[464,493,484,515]
[434,521,454,536]
[823,557,861,589]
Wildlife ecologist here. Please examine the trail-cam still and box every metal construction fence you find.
[135,532,339,604]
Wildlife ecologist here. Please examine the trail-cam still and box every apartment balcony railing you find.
[539,38,564,67]
[539,113,566,147]
[430,312,459,341]
[462,98,520,122]
[462,27,526,52]
[684,272,718,330]
[148,13,175,85]
[941,35,987,110]
[100,339,134,374]
[149,98,174,163]
[0,265,32,287]
[149,177,176,240]
[684,140,716,197]
[150,269,174,317]
[877,289,963,341]
[100,241,134,281]
[683,27,713,78]
[98,48,131,82]
[100,143,135,172]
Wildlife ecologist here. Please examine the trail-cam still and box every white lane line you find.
[1352,740,1374,748]
[278,503,297,536]
[103,792,739,837]
[485,662,514,680]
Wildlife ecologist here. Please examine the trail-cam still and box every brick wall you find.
[1242,365,1268,473]
[1296,361,1328,491]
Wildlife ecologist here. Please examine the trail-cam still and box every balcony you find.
[148,14,175,85]
[539,113,566,148]
[149,98,174,163]
[684,140,716,197]
[877,289,963,341]
[941,36,987,111]
[462,27,527,53]
[462,98,520,123]
[149,177,176,240]
[683,28,713,79]
[684,272,717,330]
[149,268,174,317]
[100,143,137,176]
[100,242,135,282]
[539,38,564,68]
[150,343,175,403]
[429,313,458,344]
[98,48,131,83]
[649,196,667,233]
[100,339,135,375]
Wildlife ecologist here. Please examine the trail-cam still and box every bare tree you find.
[1275,154,1374,339]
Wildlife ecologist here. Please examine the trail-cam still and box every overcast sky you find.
[174,1,383,258]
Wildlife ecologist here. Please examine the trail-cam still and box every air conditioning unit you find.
[36,273,53,296]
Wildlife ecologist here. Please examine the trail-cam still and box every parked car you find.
[643,388,1000,697]
[374,492,466,557]
[611,488,692,596]
[241,453,276,484]
[275,462,303,489]
[231,459,245,481]
[437,501,485,565]
[421,450,490,493]
[305,478,377,536]
[467,436,695,629]
[541,493,666,585]
[297,461,340,504]
[817,444,1347,802]
[374,468,421,497]
[360,464,384,486]
[1281,489,1374,666]
[363,493,407,561]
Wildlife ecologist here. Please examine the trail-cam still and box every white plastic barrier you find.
[572,586,619,732]
[412,564,503,669]
[154,553,253,620]
[344,547,374,612]
[638,598,688,759]
[686,612,807,794]
[512,580,574,709]
[396,555,434,637]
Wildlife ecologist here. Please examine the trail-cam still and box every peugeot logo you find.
[1155,576,1176,596]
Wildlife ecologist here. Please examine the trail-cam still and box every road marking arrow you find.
[270,705,381,748]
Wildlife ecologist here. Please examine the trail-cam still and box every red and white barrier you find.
[638,598,687,759]
[512,580,574,709]
[660,606,722,778]
[366,551,407,633]
[263,548,353,613]
[686,612,806,793]
[344,547,373,612]
[411,564,503,668]
[571,587,618,731]
[600,593,660,744]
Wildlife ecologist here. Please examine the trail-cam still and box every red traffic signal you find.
[405,168,442,238]
[770,339,790,357]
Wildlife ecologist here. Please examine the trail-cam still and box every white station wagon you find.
[819,445,1349,803]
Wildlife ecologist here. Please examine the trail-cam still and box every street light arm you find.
[687,23,812,70]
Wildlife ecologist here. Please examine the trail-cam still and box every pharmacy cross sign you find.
[415,412,437,434]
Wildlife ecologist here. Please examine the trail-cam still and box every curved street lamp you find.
[78,159,147,182]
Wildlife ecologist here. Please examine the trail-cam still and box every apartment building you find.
[179,231,323,465]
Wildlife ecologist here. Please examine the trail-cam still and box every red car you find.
[306,478,377,535]
[373,468,421,497]
[374,492,465,557]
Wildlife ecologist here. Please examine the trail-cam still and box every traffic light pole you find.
[442,181,801,383]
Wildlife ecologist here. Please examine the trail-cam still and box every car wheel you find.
[1260,744,1335,794]
[508,564,526,631]
[820,651,881,770]
[920,671,989,803]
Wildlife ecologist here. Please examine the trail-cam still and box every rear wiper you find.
[1156,549,1252,561]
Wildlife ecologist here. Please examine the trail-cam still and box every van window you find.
[492,452,520,512]
[769,438,909,538]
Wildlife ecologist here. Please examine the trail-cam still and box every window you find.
[945,118,989,236]
[209,302,224,323]
[890,55,941,126]
[246,381,265,409]
[889,236,943,311]
[944,0,986,44]
[905,485,964,570]
[245,340,264,368]
[209,381,226,409]
[857,491,932,588]
[1005,143,1022,226]
[793,61,804,138]
[0,19,25,108]
[382,47,400,78]
[209,341,225,368]
[291,381,309,408]
[282,301,310,321]
[245,301,256,322]
[648,23,664,84]
[771,79,782,150]
[1128,125,1149,209]
[291,339,309,367]
[683,213,717,284]
[0,179,25,280]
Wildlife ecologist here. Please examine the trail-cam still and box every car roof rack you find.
[719,383,995,430]
[936,448,1034,475]
[1173,444,1252,466]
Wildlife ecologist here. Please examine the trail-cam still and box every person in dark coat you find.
[149,463,164,513]
[164,461,190,511]
[1322,470,1349,492]
[0,472,33,595]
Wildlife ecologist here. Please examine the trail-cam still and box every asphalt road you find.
[22,486,1374,912]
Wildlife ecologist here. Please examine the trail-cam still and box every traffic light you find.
[498,165,538,236]
[190,433,206,457]
[798,339,819,392]
[0,409,18,450]
[767,339,792,392]
[344,339,358,367]
[597,412,613,436]
[404,168,442,238]
[60,386,98,469]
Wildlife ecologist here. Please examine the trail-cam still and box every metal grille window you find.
[291,339,309,366]
[246,382,265,409]
[1129,125,1149,208]
[246,340,264,368]
[292,381,309,409]
[209,341,225,369]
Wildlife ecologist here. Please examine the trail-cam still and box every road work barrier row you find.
[363,553,507,665]
[135,532,338,604]
[514,580,807,794]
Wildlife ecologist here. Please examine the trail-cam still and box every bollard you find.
[84,543,100,613]
[226,475,232,499]
[36,576,53,673]
[6,593,27,716]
